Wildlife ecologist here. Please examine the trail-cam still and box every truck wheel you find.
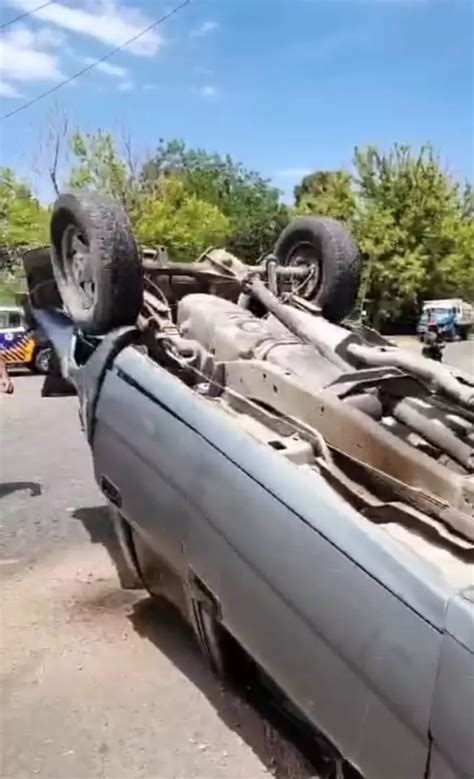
[31,346,51,374]
[187,593,252,686]
[50,192,143,334]
[274,216,360,323]
[188,597,230,678]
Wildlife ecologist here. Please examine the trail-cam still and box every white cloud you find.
[8,0,162,56]
[0,81,23,98]
[190,20,219,38]
[0,25,64,97]
[198,84,217,99]
[80,55,133,90]
[35,25,67,48]
[0,0,160,99]
[82,56,129,80]
[275,168,311,179]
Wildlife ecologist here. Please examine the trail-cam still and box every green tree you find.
[135,178,230,261]
[142,140,289,261]
[68,131,142,219]
[294,170,356,223]
[68,132,232,260]
[0,168,49,302]
[353,144,474,326]
[0,168,49,249]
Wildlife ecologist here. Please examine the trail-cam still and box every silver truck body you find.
[35,305,474,779]
[26,199,474,778]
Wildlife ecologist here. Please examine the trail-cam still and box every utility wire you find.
[1,0,191,120]
[1,1,55,31]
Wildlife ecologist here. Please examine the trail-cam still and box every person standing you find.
[0,355,14,394]
[421,320,445,362]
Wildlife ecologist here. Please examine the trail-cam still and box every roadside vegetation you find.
[1,132,472,328]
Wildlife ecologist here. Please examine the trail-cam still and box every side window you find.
[8,312,23,329]
[0,312,8,329]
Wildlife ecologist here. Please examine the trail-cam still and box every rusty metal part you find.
[138,280,177,336]
[143,254,310,283]
[391,398,474,472]
[223,358,474,539]
[141,245,169,265]
[344,393,383,419]
[216,383,472,555]
[329,451,474,544]
[248,278,349,370]
[347,342,474,408]
[266,257,278,296]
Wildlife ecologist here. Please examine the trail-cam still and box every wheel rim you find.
[61,224,95,309]
[36,348,51,373]
[283,241,322,300]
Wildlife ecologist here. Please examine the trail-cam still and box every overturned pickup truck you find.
[25,192,474,779]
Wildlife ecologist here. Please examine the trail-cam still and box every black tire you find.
[188,598,229,678]
[31,346,51,374]
[50,192,143,334]
[187,593,252,686]
[274,216,360,323]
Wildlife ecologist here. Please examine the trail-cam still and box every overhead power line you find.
[1,0,191,121]
[1,1,55,31]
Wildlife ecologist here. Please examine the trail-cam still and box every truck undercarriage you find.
[22,192,474,779]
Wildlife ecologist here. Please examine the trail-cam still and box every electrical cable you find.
[1,1,55,31]
[1,0,191,120]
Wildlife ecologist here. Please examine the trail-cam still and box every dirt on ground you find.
[0,375,315,779]
[1,541,317,779]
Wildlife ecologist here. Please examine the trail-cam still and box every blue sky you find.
[0,0,472,202]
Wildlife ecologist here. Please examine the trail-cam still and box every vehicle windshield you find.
[0,310,23,329]
[424,308,452,316]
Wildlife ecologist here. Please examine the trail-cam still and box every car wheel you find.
[274,216,360,323]
[50,191,143,334]
[188,596,230,678]
[186,577,253,685]
[33,346,51,374]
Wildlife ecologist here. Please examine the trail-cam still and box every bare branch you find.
[48,113,68,197]
[120,125,139,183]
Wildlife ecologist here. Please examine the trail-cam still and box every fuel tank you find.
[177,294,341,388]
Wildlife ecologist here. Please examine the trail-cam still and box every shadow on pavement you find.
[71,506,136,589]
[130,596,324,779]
[0,481,42,499]
[72,506,331,778]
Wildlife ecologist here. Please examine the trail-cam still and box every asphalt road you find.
[0,374,313,779]
[1,340,472,779]
[398,337,474,372]
[440,338,474,372]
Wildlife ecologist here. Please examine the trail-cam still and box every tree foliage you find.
[66,134,289,262]
[0,132,471,328]
[354,144,474,325]
[293,144,473,326]
[142,140,289,260]
[295,171,356,223]
[0,168,49,250]
[68,130,142,218]
[135,178,230,261]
